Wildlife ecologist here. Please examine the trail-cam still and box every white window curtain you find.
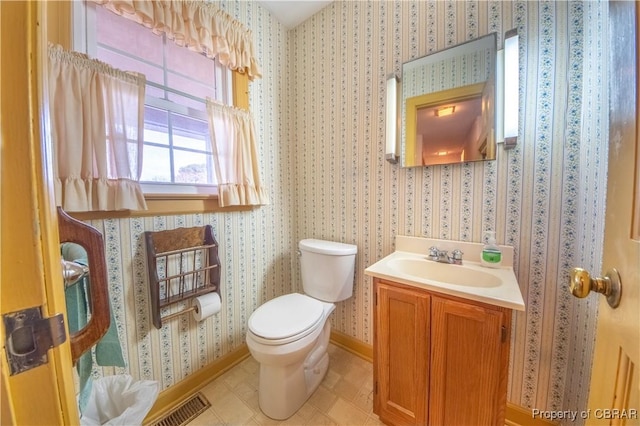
[91,0,261,80]
[206,101,269,207]
[48,44,147,211]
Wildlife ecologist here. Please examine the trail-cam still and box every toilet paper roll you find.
[192,292,221,321]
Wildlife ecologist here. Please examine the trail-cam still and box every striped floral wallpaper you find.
[289,0,608,419]
[82,0,608,422]
[83,0,297,391]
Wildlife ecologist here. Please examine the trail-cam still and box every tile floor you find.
[189,344,383,425]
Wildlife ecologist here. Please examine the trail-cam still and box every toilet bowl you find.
[246,239,357,420]
[246,293,335,419]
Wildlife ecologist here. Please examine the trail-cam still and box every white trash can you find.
[80,375,159,426]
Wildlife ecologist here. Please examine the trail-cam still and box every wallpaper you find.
[84,0,297,390]
[289,0,607,419]
[84,0,608,422]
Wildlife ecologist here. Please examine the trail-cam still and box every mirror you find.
[58,208,112,363]
[401,33,497,167]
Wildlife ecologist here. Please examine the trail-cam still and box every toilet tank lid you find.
[299,239,357,255]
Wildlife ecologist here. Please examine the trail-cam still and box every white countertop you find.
[364,236,525,311]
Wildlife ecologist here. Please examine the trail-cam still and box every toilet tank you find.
[299,239,357,302]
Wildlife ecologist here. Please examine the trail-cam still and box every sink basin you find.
[387,258,502,288]
[364,236,525,310]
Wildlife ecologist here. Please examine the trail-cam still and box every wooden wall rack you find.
[145,225,221,329]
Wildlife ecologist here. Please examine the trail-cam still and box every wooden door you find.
[429,296,508,426]
[374,280,430,425]
[586,2,640,423]
[0,2,78,424]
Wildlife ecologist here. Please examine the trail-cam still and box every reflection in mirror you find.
[61,243,90,288]
[401,33,497,167]
[61,242,92,333]
[61,243,90,286]
[62,259,90,287]
[406,82,495,166]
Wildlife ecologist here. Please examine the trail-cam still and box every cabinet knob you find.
[569,267,621,308]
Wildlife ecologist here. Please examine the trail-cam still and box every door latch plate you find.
[3,307,66,375]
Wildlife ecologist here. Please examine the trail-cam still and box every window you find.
[82,3,233,195]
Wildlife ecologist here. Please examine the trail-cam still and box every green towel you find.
[62,243,126,411]
[63,262,93,410]
[95,302,126,367]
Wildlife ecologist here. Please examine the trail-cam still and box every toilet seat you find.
[248,294,324,345]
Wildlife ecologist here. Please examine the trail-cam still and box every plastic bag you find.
[80,375,159,426]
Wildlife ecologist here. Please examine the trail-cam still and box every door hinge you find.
[3,307,66,375]
[501,325,507,343]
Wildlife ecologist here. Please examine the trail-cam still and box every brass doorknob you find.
[569,267,622,308]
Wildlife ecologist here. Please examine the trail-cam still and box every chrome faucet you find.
[428,246,463,265]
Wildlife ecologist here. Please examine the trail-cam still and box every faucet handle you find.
[428,246,439,258]
[451,249,464,261]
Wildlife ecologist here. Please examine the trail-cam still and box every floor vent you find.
[150,393,211,426]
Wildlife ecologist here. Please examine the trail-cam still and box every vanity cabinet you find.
[373,278,511,426]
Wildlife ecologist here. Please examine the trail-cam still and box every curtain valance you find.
[91,0,261,80]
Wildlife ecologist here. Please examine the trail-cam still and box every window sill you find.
[69,193,255,221]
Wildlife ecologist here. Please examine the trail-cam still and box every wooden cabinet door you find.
[374,280,430,425]
[429,296,507,426]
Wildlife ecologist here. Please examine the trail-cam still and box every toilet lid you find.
[248,293,324,340]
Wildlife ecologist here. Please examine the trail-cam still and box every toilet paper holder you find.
[144,225,221,329]
[164,304,198,321]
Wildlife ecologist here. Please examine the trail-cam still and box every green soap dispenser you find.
[481,231,502,268]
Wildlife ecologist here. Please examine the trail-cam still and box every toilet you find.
[246,239,357,420]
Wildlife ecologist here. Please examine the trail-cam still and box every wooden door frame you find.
[0,1,78,424]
